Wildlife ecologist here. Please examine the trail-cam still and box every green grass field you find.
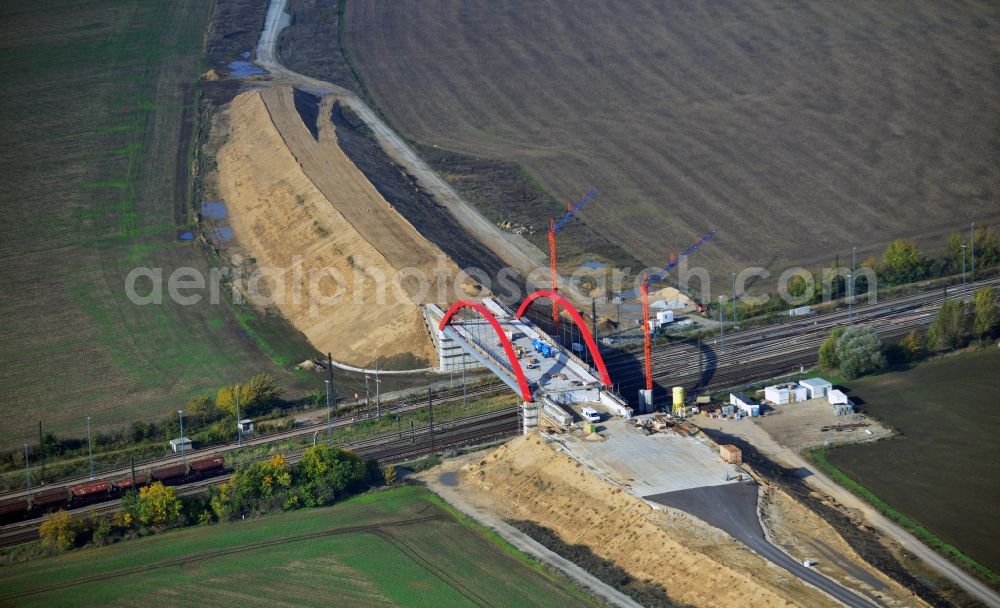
[823,348,1000,578]
[0,0,330,448]
[0,486,598,607]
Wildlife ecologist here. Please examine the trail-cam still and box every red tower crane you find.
[640,229,717,392]
[547,188,597,331]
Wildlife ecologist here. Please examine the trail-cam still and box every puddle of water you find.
[200,200,228,219]
[225,60,265,77]
[178,231,195,241]
[580,260,608,270]
[439,471,459,487]
[216,227,234,241]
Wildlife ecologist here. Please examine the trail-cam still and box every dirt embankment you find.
[450,435,840,607]
[212,86,466,366]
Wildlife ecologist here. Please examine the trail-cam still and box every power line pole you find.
[428,388,435,450]
[236,384,242,448]
[23,443,31,503]
[970,222,976,280]
[961,243,967,297]
[718,296,725,354]
[177,410,186,466]
[852,246,857,304]
[324,379,332,445]
[847,273,853,326]
[87,416,94,480]
[375,357,381,420]
[364,373,371,418]
[616,301,621,344]
[731,272,738,329]
[591,298,599,356]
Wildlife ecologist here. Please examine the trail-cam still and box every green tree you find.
[295,445,367,507]
[818,327,845,370]
[133,482,183,527]
[836,325,886,379]
[973,225,999,270]
[927,299,968,351]
[787,274,810,300]
[383,465,397,486]
[212,454,292,520]
[39,510,81,551]
[216,374,281,417]
[972,287,998,339]
[946,231,964,274]
[881,239,928,285]
[187,395,220,425]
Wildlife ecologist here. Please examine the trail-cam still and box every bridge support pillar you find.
[638,389,653,414]
[522,401,538,434]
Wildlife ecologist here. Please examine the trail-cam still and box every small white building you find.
[169,437,192,454]
[730,392,760,417]
[799,377,833,399]
[764,383,808,405]
[238,419,254,436]
[647,310,674,332]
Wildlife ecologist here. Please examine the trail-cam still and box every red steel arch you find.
[439,301,533,402]
[516,290,613,386]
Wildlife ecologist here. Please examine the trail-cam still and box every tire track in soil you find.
[374,528,499,608]
[0,514,445,601]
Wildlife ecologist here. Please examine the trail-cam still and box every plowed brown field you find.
[343,0,1000,281]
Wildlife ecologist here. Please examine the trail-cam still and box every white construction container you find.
[799,377,832,399]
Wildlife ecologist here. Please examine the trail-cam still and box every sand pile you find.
[459,435,839,607]
[213,86,465,365]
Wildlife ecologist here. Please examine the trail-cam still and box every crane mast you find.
[641,229,716,395]
[547,188,597,333]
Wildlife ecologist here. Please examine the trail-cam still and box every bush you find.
[818,327,845,370]
[972,287,998,340]
[899,330,924,361]
[217,374,281,417]
[122,482,183,528]
[294,446,367,508]
[928,299,968,351]
[880,239,928,285]
[39,510,81,551]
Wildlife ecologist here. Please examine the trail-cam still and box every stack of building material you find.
[719,445,742,464]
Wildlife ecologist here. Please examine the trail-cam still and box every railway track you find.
[604,278,998,396]
[0,408,520,549]
[0,382,510,504]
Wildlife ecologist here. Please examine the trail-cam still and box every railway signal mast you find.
[638,229,716,411]
[548,188,597,334]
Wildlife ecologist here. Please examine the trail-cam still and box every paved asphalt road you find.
[646,483,879,608]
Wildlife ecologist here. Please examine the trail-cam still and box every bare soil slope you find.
[452,435,841,607]
[342,0,1000,279]
[214,86,462,365]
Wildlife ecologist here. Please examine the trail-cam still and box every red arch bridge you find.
[424,291,631,432]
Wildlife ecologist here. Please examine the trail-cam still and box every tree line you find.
[39,445,396,552]
[818,286,998,379]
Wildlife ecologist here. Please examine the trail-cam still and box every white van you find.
[581,407,601,423]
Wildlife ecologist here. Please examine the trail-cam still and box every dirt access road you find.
[699,417,1000,607]
[255,0,548,291]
